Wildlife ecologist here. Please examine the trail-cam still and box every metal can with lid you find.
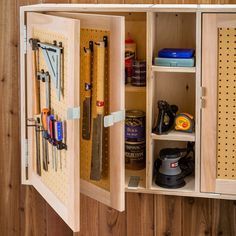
[125,110,146,170]
[125,141,146,170]
[125,110,146,142]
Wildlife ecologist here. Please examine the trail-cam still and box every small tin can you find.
[132,60,146,86]
[125,141,146,170]
[125,110,146,142]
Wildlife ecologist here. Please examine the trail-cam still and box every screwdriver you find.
[48,114,57,171]
[55,120,66,170]
[41,108,50,171]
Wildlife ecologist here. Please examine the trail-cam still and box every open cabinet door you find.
[23,13,80,231]
[48,12,125,211]
[201,14,236,195]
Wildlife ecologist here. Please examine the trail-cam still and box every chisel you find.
[82,44,93,140]
[90,40,106,181]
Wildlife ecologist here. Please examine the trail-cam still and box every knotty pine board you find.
[0,0,236,235]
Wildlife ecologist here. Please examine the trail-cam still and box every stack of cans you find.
[131,60,146,87]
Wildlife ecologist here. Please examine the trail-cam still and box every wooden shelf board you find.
[151,130,195,142]
[152,65,196,73]
[125,84,146,93]
[151,175,195,193]
[125,169,146,192]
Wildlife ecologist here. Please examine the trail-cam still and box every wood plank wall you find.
[1,0,236,235]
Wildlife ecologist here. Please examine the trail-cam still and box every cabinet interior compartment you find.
[152,12,196,64]
[151,140,196,192]
[147,11,198,195]
[123,12,147,191]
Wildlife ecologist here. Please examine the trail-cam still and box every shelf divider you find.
[151,130,195,142]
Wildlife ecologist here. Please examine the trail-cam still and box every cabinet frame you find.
[20,6,236,232]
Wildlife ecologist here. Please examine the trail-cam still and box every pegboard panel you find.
[32,28,69,204]
[217,27,236,180]
[80,28,110,191]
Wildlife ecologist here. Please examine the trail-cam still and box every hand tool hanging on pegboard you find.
[82,41,93,140]
[29,38,63,101]
[29,38,42,176]
[90,36,107,181]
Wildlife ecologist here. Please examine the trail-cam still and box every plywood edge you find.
[20,4,236,15]
[200,14,217,193]
[20,4,154,13]
[66,18,81,233]
[109,16,125,212]
[80,179,111,207]
[194,11,202,193]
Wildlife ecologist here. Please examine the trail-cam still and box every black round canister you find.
[125,110,146,170]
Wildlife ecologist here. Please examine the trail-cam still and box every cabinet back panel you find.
[152,73,196,126]
[153,13,196,58]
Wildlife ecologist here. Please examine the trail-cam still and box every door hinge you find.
[200,86,206,97]
[25,138,28,165]
[23,25,27,54]
[200,86,206,109]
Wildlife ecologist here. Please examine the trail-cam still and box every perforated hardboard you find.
[80,29,110,191]
[33,29,69,204]
[217,28,236,180]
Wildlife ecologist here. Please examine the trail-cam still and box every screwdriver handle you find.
[49,117,55,141]
[55,121,63,142]
[41,108,50,130]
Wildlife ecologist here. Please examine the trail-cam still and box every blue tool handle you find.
[55,121,63,142]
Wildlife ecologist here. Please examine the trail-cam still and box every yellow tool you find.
[175,113,194,133]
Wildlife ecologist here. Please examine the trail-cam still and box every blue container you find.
[158,48,195,59]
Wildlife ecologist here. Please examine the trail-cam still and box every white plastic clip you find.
[67,107,80,120]
[104,110,125,128]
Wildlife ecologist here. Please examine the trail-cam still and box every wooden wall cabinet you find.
[20,4,236,232]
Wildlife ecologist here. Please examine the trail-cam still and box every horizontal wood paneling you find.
[0,0,235,235]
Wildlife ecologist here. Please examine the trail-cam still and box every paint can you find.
[125,110,146,170]
[125,141,146,170]
[131,60,146,87]
[125,110,145,142]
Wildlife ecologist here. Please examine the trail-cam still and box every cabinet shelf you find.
[151,130,195,142]
[151,175,195,193]
[152,65,196,73]
[125,84,146,93]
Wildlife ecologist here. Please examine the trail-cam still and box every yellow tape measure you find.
[175,113,194,133]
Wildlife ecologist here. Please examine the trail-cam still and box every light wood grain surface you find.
[1,0,236,235]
